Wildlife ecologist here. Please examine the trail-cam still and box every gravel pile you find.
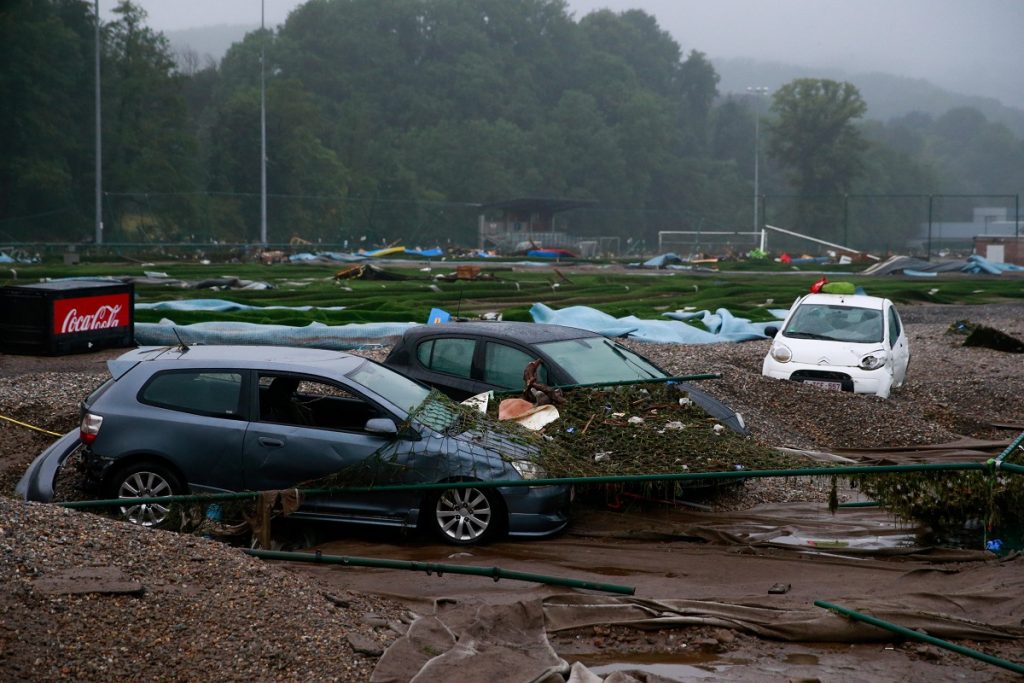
[1,303,1023,681]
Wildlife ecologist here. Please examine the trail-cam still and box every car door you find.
[242,372,415,521]
[886,304,910,385]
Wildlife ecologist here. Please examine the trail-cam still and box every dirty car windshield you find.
[346,360,430,414]
[783,304,883,344]
[536,338,665,384]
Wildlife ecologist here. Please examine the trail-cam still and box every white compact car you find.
[762,291,910,398]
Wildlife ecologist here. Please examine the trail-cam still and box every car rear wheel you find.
[427,485,503,545]
[109,461,183,528]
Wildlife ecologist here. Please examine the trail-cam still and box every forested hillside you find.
[2,0,1022,253]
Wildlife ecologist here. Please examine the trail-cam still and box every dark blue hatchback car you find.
[18,345,570,545]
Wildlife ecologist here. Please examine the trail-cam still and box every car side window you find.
[484,343,545,389]
[258,373,382,431]
[416,338,475,379]
[140,371,242,419]
[888,307,902,348]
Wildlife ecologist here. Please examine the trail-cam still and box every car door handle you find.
[258,437,284,448]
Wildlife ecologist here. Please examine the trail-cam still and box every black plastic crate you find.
[0,280,134,355]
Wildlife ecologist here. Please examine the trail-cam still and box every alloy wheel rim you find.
[435,487,492,542]
[118,471,173,527]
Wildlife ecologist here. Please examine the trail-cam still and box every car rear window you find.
[139,370,243,418]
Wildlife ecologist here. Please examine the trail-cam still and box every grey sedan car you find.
[17,345,570,545]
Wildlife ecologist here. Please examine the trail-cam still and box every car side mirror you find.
[364,418,398,436]
[764,326,778,338]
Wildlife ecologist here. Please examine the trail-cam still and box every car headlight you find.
[859,352,887,370]
[770,344,792,363]
[509,459,544,480]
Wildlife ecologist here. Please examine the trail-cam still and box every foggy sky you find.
[100,0,1024,109]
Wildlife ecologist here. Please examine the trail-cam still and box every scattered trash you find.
[768,583,791,594]
[627,416,645,425]
[664,421,685,431]
[713,424,726,434]
[985,539,1003,553]
[594,452,613,463]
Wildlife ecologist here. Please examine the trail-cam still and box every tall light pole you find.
[259,0,268,246]
[94,0,103,245]
[747,86,769,251]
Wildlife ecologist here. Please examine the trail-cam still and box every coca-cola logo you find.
[60,304,123,333]
[53,293,131,335]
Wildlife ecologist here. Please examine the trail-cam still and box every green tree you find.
[766,79,867,235]
[101,1,199,241]
[0,0,95,240]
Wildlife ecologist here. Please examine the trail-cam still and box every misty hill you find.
[715,57,1024,137]
[166,24,253,64]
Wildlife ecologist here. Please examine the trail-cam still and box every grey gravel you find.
[1,303,1022,681]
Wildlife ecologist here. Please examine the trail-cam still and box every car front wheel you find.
[109,461,183,528]
[427,485,503,545]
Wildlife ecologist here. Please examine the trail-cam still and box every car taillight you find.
[80,413,103,444]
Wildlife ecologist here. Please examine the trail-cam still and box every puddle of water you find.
[770,532,917,550]
[575,651,734,680]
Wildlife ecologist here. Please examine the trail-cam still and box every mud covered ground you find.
[2,303,1023,681]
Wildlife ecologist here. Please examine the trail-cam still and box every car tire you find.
[108,461,184,529]
[426,485,504,545]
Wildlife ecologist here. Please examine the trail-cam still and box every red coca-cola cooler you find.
[0,280,134,355]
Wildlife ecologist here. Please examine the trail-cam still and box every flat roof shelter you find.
[478,197,595,252]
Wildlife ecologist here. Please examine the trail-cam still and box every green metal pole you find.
[247,549,635,595]
[60,462,995,510]
[993,429,1024,464]
[814,600,1024,675]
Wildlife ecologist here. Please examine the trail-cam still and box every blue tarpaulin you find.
[530,303,786,344]
[136,299,346,312]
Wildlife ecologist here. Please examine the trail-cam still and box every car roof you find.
[112,345,365,374]
[400,321,599,344]
[798,293,889,309]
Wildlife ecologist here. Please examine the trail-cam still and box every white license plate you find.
[804,379,842,390]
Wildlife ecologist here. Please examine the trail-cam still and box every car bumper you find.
[15,430,82,502]
[762,360,894,398]
[504,484,572,538]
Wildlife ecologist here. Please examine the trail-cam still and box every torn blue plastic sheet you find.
[135,320,416,350]
[136,299,346,312]
[530,303,785,344]
[288,252,367,263]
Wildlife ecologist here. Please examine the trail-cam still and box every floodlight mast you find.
[260,0,268,246]
[95,0,102,245]
[747,86,769,251]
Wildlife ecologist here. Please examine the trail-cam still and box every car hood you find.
[776,337,887,368]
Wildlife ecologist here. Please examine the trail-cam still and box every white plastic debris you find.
[713,423,726,434]
[664,421,685,431]
[678,397,692,407]
[594,451,613,463]
[627,416,645,425]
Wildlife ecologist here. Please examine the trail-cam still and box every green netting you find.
[300,384,807,494]
[514,383,805,478]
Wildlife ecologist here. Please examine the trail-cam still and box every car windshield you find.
[783,304,883,344]
[346,360,430,414]
[535,337,666,384]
